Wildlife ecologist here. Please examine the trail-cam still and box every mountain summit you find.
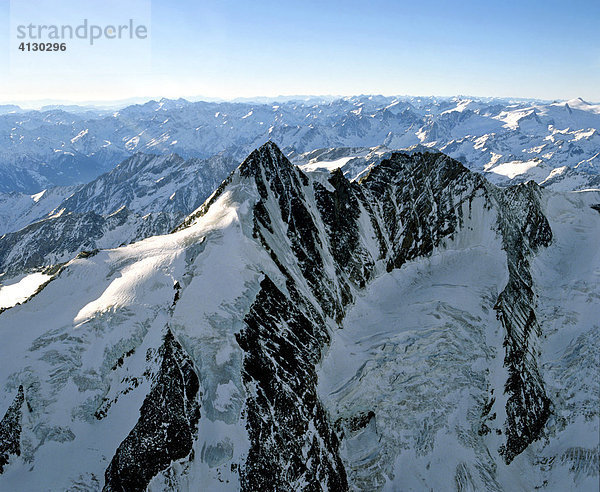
[0,143,598,490]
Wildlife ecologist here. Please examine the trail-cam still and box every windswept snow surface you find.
[0,272,51,309]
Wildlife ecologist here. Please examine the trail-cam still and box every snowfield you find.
[0,168,263,490]
[0,272,52,309]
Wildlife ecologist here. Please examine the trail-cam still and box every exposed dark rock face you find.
[103,330,200,491]
[0,386,24,474]
[232,145,470,488]
[236,276,348,491]
[357,151,485,271]
[314,168,371,298]
[230,143,554,486]
[493,182,552,463]
[234,144,354,490]
[240,142,346,322]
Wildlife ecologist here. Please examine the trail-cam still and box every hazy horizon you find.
[2,92,594,111]
[1,0,599,104]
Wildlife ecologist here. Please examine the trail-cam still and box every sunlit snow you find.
[0,272,51,309]
[489,160,540,179]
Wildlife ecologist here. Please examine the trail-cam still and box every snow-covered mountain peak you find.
[0,142,598,491]
[564,97,599,111]
[237,141,293,178]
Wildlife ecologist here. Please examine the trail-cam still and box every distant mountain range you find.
[1,95,598,193]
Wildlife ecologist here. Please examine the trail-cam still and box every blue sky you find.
[1,0,599,104]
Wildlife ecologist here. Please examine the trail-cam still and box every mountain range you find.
[1,94,599,282]
[1,95,599,193]
[0,152,237,277]
[0,142,597,491]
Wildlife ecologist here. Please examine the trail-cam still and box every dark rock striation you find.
[0,386,24,474]
[225,143,554,487]
[103,330,201,491]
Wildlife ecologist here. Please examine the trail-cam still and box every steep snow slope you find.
[0,272,52,310]
[0,152,238,277]
[0,143,596,491]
